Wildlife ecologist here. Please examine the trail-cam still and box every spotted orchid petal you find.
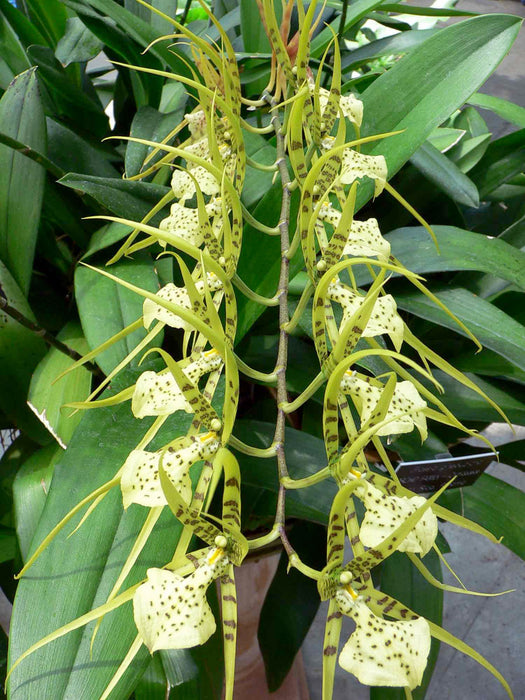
[340,374,427,439]
[142,275,223,330]
[317,87,364,128]
[133,549,228,653]
[355,481,438,555]
[120,448,192,509]
[131,351,223,418]
[323,138,387,196]
[318,204,390,260]
[335,591,431,690]
[121,433,219,509]
[159,197,225,249]
[328,281,404,351]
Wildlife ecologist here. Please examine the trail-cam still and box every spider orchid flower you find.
[340,373,427,440]
[317,203,391,260]
[171,111,236,200]
[335,585,431,690]
[313,84,364,128]
[159,196,225,247]
[327,280,404,351]
[342,471,438,555]
[321,136,387,197]
[131,350,223,419]
[142,274,223,330]
[121,432,220,509]
[133,540,229,652]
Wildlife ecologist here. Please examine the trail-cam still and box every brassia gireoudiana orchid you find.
[8,1,514,699]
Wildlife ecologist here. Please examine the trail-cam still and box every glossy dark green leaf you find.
[396,286,525,373]
[75,256,161,375]
[468,92,525,129]
[55,17,104,66]
[27,45,109,137]
[12,444,61,562]
[425,371,525,425]
[258,521,325,692]
[410,142,479,207]
[62,0,192,79]
[0,0,47,49]
[311,0,387,57]
[235,420,336,525]
[8,369,194,700]
[47,119,118,178]
[0,260,49,443]
[438,474,525,558]
[342,28,438,72]
[447,132,491,173]
[0,68,46,295]
[381,226,525,290]
[134,655,167,699]
[59,173,170,225]
[240,0,270,52]
[23,0,67,47]
[0,9,32,88]
[235,186,300,341]
[28,322,92,447]
[453,349,525,385]
[371,550,443,700]
[360,15,521,185]
[125,99,187,179]
[470,128,525,197]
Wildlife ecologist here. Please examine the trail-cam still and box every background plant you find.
[0,0,523,698]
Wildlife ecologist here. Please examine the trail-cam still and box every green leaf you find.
[62,0,192,80]
[311,0,388,57]
[258,521,325,692]
[23,0,67,48]
[410,142,480,207]
[0,68,46,295]
[235,420,337,525]
[7,369,193,700]
[370,550,443,700]
[13,444,62,562]
[0,0,47,50]
[395,286,525,373]
[438,474,525,558]
[0,260,49,443]
[28,45,109,138]
[427,127,466,152]
[75,256,162,375]
[0,8,33,88]
[59,173,170,225]
[46,119,119,178]
[381,226,525,290]
[470,128,525,197]
[468,92,525,129]
[342,29,438,73]
[360,14,521,185]
[133,655,167,699]
[447,132,491,173]
[425,371,525,425]
[28,322,92,447]
[125,102,187,179]
[240,0,270,53]
[55,17,104,66]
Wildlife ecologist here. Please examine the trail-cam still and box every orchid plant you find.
[6,1,516,699]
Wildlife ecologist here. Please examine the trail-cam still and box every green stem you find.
[241,202,280,235]
[227,434,277,458]
[233,274,280,306]
[0,288,100,376]
[284,281,314,332]
[281,371,325,413]
[0,131,64,179]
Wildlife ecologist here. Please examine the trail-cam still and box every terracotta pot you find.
[228,553,310,699]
